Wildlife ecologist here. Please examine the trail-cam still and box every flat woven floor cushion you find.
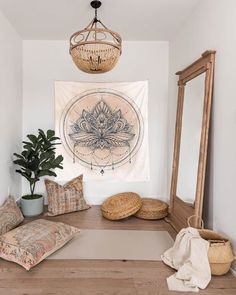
[101,192,142,220]
[135,198,168,220]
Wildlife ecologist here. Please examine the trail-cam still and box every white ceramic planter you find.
[20,195,44,217]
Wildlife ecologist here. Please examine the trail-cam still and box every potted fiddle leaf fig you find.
[13,129,63,217]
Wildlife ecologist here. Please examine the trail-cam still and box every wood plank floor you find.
[0,206,235,295]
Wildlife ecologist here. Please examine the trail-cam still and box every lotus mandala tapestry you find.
[55,81,149,181]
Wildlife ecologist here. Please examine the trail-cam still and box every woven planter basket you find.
[188,216,234,275]
[198,229,234,275]
[135,198,168,220]
[101,192,142,221]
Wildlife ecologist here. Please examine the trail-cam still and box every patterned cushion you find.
[0,196,24,235]
[45,175,90,216]
[0,219,79,270]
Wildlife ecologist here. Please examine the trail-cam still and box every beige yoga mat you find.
[48,229,174,261]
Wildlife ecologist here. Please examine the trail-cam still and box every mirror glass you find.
[176,73,205,204]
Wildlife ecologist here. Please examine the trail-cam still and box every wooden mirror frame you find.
[168,50,216,232]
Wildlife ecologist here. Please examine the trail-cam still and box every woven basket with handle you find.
[188,215,234,275]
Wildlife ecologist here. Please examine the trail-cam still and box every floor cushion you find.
[135,198,168,220]
[45,175,90,216]
[0,196,24,235]
[0,219,79,270]
[101,192,142,220]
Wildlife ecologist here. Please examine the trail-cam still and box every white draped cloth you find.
[161,227,211,292]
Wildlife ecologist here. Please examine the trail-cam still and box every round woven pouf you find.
[135,198,168,220]
[101,192,142,221]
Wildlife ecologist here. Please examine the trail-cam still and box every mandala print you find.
[60,89,143,175]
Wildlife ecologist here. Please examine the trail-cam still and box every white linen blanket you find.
[161,227,211,292]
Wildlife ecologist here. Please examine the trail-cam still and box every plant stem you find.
[31,172,37,195]
[32,181,36,195]
[30,183,33,195]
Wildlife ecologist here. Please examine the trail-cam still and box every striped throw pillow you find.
[45,175,90,216]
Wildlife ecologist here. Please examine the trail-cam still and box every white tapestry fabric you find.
[161,227,211,292]
[55,81,149,181]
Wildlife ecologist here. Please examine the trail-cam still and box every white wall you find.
[23,40,169,204]
[168,0,236,270]
[0,10,22,205]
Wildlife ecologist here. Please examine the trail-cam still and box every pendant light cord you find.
[94,6,98,22]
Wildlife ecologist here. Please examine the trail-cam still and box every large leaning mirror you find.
[168,51,216,231]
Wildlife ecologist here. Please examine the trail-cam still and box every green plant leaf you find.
[38,129,47,141]
[40,151,51,161]
[16,170,31,180]
[13,153,25,160]
[41,162,52,170]
[22,150,29,158]
[15,169,24,175]
[28,158,40,171]
[22,141,33,146]
[53,155,64,166]
[38,169,57,177]
[23,144,34,151]
[27,134,38,144]
[13,159,28,168]
[47,170,57,177]
[47,130,55,139]
[49,136,60,141]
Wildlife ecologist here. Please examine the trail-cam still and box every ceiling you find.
[0,0,200,40]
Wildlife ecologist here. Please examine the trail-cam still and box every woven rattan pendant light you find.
[69,0,122,74]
